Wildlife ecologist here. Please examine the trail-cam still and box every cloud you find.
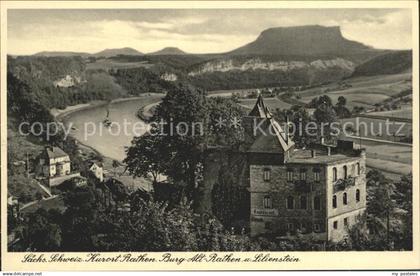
[7,9,412,55]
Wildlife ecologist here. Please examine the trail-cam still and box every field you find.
[297,72,412,109]
[340,116,412,142]
[86,58,153,71]
[343,136,412,180]
[208,88,292,111]
[368,107,413,120]
[239,97,291,111]
[301,93,389,109]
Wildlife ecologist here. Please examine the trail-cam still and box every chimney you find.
[311,149,316,158]
[327,147,331,156]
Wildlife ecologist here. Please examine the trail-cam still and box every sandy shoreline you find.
[53,93,165,121]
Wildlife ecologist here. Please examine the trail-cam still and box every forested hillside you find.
[351,50,412,77]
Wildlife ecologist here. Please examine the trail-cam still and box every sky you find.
[7,9,412,55]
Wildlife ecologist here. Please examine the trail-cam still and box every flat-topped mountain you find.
[227,25,376,57]
[93,47,143,57]
[148,47,187,55]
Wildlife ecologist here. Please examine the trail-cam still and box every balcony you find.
[333,177,356,193]
[293,180,311,193]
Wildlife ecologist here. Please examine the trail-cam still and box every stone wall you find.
[48,172,81,187]
[199,149,250,228]
[250,163,327,237]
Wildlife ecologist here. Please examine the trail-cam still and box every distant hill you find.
[351,50,412,77]
[33,51,90,57]
[93,47,143,57]
[148,47,187,55]
[227,25,379,59]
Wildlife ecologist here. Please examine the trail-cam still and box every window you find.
[300,169,307,181]
[263,168,271,182]
[265,222,272,230]
[298,222,306,231]
[287,223,294,231]
[344,217,348,227]
[343,192,348,205]
[287,196,294,209]
[343,165,348,179]
[300,196,307,209]
[314,196,321,210]
[332,195,337,208]
[263,196,272,209]
[313,168,320,182]
[287,169,293,181]
[357,163,361,175]
[314,223,320,232]
[333,167,337,181]
[333,221,338,229]
[356,189,360,202]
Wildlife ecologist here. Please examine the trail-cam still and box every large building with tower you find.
[202,95,367,242]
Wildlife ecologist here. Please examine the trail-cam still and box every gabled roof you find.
[248,94,272,118]
[45,146,68,159]
[88,160,103,168]
[248,95,294,153]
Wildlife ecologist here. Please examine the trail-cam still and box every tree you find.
[112,160,120,176]
[334,96,351,118]
[60,185,103,251]
[337,96,347,106]
[394,173,412,250]
[366,170,396,250]
[151,85,208,199]
[125,85,245,205]
[274,105,317,148]
[105,198,199,251]
[8,175,40,203]
[124,134,169,184]
[25,209,62,251]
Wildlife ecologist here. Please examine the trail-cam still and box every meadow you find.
[368,107,413,120]
[297,72,412,109]
[86,58,153,71]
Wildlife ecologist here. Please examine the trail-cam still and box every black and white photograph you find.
[1,1,419,271]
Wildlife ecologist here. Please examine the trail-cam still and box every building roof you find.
[249,94,272,118]
[88,160,103,168]
[247,95,294,153]
[288,148,361,165]
[45,146,69,159]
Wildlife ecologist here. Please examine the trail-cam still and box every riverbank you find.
[52,94,164,191]
[53,93,165,121]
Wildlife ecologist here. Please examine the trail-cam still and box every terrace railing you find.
[333,177,356,193]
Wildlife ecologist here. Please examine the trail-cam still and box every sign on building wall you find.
[252,208,279,216]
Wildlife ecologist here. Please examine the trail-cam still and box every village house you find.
[202,95,367,242]
[38,146,81,187]
[88,161,104,182]
[39,146,71,177]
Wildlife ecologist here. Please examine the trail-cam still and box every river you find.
[60,95,163,161]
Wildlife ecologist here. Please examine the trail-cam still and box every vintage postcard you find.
[1,0,419,271]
